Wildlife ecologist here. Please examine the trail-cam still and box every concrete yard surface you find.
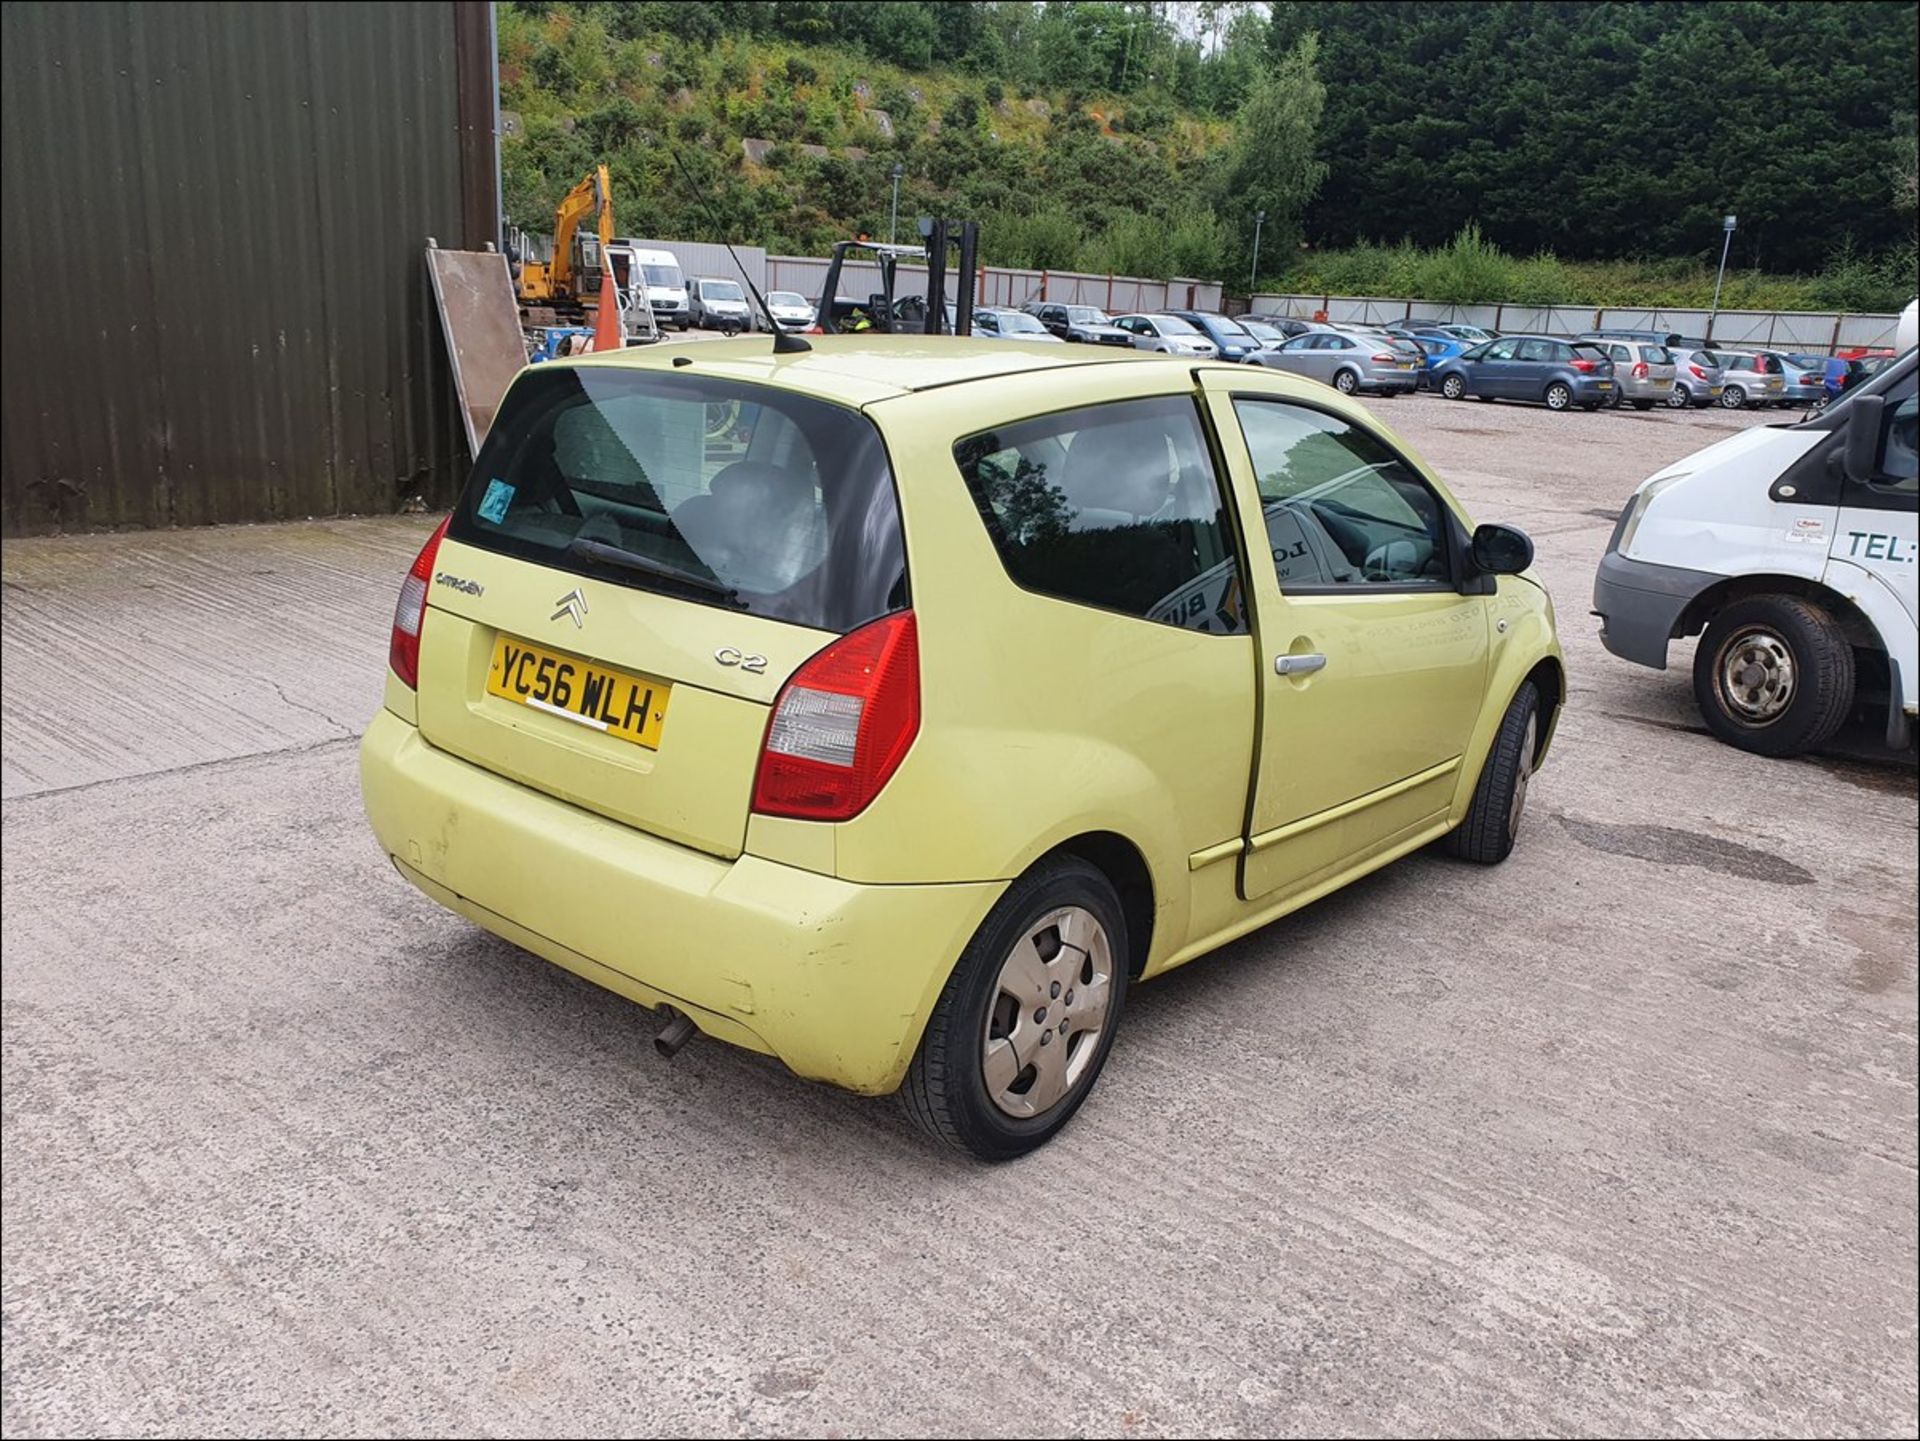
[2,395,1915,1437]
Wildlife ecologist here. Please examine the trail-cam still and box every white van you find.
[1592,300,1917,756]
[621,244,689,330]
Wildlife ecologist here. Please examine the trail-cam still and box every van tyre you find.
[1441,374,1467,400]
[1334,368,1361,395]
[1545,382,1573,411]
[1446,681,1539,865]
[1693,596,1854,757]
[900,857,1129,1161]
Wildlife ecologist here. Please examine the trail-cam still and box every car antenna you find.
[669,150,810,354]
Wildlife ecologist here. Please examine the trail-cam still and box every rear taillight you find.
[1570,358,1598,373]
[389,516,451,690]
[1689,364,1708,380]
[1371,351,1396,362]
[752,611,919,821]
[1632,361,1649,379]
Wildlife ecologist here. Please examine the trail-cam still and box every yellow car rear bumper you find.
[360,710,1001,1094]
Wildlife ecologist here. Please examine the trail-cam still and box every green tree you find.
[1218,34,1327,275]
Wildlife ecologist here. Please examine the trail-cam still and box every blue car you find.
[1410,334,1472,390]
[1165,310,1263,363]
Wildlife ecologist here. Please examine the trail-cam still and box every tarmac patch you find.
[1557,815,1814,885]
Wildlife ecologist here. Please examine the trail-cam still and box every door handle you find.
[1275,652,1327,676]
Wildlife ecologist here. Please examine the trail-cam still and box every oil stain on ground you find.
[1557,815,1815,885]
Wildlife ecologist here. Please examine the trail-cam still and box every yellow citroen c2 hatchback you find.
[361,335,1564,1159]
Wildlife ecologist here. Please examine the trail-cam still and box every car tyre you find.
[1545,381,1573,411]
[1631,399,1655,411]
[1720,384,1747,410]
[900,856,1129,1161]
[1606,385,1624,409]
[1692,595,1854,757]
[1440,373,1467,401]
[1445,682,1540,865]
[1333,368,1361,395]
[1665,385,1690,409]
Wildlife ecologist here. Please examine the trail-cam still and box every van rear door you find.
[414,363,909,859]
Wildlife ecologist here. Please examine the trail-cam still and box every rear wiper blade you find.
[563,536,740,601]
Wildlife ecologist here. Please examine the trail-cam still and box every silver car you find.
[1667,348,1727,408]
[1238,318,1290,351]
[1708,351,1789,410]
[1586,339,1678,410]
[971,307,1064,343]
[1111,313,1218,357]
[1258,330,1422,395]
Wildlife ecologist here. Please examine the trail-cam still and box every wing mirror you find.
[1471,522,1535,575]
[1842,394,1884,482]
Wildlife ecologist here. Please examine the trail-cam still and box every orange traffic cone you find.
[592,265,623,353]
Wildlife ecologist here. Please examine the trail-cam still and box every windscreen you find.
[768,292,807,307]
[996,311,1047,333]
[1156,316,1201,334]
[643,264,682,288]
[1210,317,1252,337]
[449,367,908,633]
[702,281,745,302]
[1067,307,1111,324]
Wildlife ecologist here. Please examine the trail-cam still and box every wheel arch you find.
[1674,573,1883,653]
[1037,832,1155,980]
[1525,655,1567,764]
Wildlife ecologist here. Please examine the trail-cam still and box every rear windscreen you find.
[1571,343,1609,362]
[449,367,908,633]
[1645,345,1673,364]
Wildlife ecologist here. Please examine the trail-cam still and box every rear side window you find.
[1517,339,1556,362]
[953,396,1248,635]
[450,367,907,633]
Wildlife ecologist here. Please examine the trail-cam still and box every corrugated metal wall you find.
[0,1,496,534]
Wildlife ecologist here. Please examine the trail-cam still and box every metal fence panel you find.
[0,0,493,535]
[1248,292,1896,353]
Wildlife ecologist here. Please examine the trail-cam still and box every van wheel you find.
[1720,384,1747,409]
[1693,596,1854,757]
[1545,382,1573,410]
[1441,374,1467,400]
[900,857,1128,1161]
[1333,368,1360,394]
[1665,385,1690,409]
[1445,682,1539,866]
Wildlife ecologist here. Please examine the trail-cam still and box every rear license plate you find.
[1710,386,1723,395]
[1596,380,1612,388]
[487,634,670,749]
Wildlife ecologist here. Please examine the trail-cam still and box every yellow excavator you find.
[512,165,653,341]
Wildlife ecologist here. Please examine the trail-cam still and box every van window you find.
[953,396,1247,635]
[450,367,907,633]
[1876,390,1918,494]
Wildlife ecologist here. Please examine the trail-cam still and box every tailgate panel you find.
[415,540,833,859]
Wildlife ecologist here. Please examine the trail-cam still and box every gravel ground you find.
[2,385,1913,1438]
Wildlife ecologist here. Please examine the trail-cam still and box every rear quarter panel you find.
[840,364,1260,971]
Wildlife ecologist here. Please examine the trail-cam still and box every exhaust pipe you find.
[654,1007,697,1059]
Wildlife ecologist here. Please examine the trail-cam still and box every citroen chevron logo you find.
[551,588,588,628]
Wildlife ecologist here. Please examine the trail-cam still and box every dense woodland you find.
[502,1,1918,309]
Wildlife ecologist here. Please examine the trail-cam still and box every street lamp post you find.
[1707,213,1736,341]
[889,163,905,245]
[1250,209,1267,294]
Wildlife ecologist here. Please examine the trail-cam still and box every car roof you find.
[552,333,1161,405]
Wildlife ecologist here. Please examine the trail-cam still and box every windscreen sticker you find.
[477,478,515,525]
